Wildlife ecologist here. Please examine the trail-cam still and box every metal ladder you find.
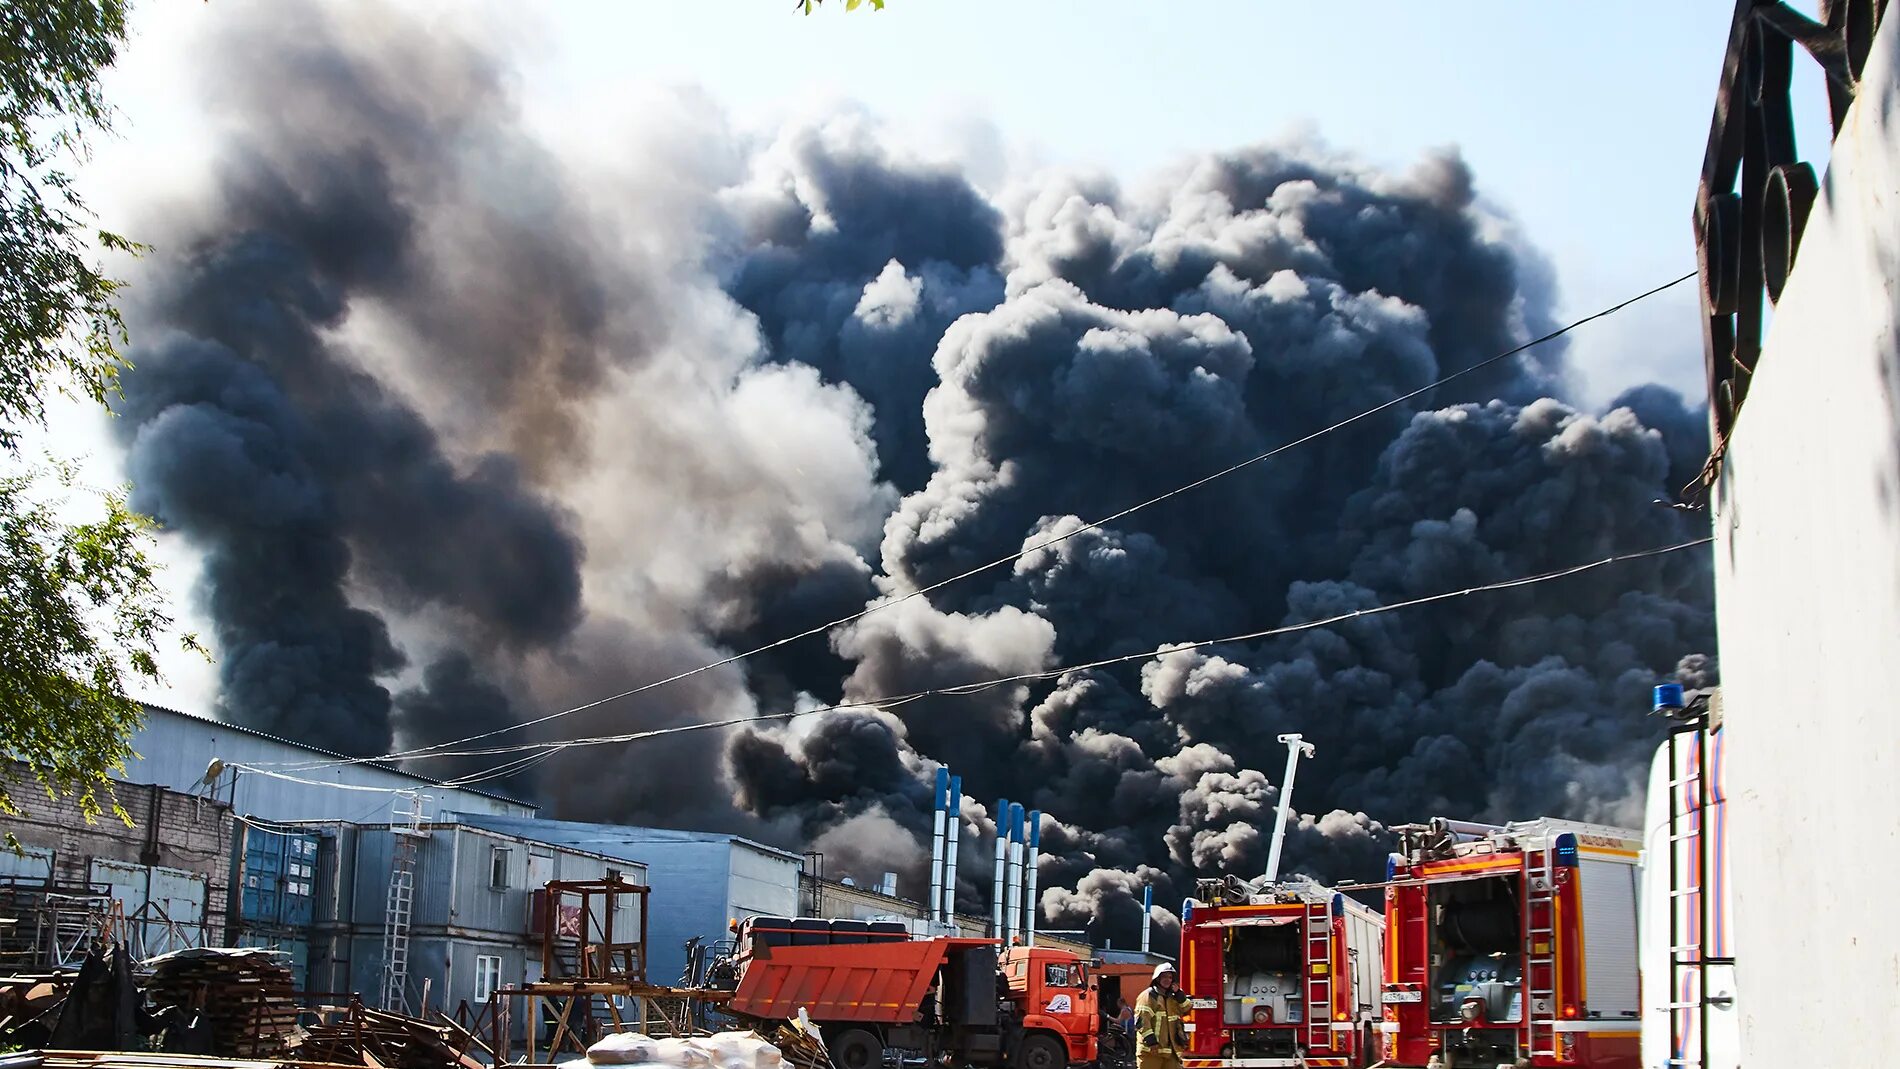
[1662,716,1711,1068]
[1304,899,1333,1055]
[380,794,430,1013]
[1522,845,1559,1059]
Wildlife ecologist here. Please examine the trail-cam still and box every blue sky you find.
[68,0,1839,707]
[89,0,1837,404]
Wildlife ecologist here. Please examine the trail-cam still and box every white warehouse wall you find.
[1712,9,1900,1066]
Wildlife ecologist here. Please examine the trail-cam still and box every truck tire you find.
[829,1029,883,1069]
[1017,1034,1067,1069]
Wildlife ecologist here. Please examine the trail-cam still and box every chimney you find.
[929,768,949,923]
[992,798,1009,939]
[1141,884,1154,955]
[1023,809,1041,947]
[942,776,962,926]
[1005,803,1025,946]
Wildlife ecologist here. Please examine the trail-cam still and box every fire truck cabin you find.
[1381,818,1641,1069]
[1181,877,1385,1069]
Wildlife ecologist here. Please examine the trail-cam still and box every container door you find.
[284,834,318,927]
[144,867,209,955]
[243,828,285,925]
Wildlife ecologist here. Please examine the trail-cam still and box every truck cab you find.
[1000,945,1102,1069]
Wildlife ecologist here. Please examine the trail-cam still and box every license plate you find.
[1381,990,1422,1004]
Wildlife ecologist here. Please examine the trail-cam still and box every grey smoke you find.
[112,3,1715,950]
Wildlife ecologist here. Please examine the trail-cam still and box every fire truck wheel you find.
[829,1029,884,1069]
[1017,1033,1067,1069]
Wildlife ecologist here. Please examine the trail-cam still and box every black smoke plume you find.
[114,4,1714,948]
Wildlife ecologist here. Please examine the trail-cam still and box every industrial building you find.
[119,704,534,823]
[447,814,799,986]
[262,817,646,1021]
[800,868,1094,958]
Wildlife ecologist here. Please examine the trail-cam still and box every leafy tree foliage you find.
[800,0,887,14]
[0,0,190,835]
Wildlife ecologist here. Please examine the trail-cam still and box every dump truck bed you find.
[730,937,996,1023]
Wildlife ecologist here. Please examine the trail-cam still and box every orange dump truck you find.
[726,921,1107,1069]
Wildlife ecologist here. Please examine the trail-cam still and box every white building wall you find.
[1712,9,1900,1066]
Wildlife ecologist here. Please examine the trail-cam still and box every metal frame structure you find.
[1696,0,1890,468]
[480,874,668,1064]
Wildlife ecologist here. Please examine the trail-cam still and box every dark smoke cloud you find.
[116,3,1715,951]
[725,122,1714,943]
[115,6,588,760]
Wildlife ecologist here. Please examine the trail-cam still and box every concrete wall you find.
[1711,9,1900,1066]
[0,759,233,962]
[121,705,535,823]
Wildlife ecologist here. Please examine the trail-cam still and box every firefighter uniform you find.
[1134,973,1190,1069]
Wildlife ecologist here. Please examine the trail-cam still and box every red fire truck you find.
[1180,877,1386,1069]
[1380,818,1641,1069]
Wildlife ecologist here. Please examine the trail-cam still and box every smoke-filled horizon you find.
[110,4,1715,949]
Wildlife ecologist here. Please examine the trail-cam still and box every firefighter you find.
[1133,962,1189,1069]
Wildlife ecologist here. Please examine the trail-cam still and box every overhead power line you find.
[262,270,1698,777]
[405,536,1710,790]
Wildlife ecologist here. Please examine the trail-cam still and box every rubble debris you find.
[288,1002,487,1069]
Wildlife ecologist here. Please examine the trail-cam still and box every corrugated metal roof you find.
[450,813,804,862]
[141,703,532,808]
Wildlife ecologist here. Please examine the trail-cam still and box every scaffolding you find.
[0,877,127,971]
[484,874,745,1063]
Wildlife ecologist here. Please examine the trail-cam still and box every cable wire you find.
[262,271,1699,776]
[416,536,1713,789]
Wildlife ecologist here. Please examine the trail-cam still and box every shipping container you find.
[237,826,320,929]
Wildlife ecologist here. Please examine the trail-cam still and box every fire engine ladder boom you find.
[1523,844,1559,1059]
[1304,900,1332,1055]
[1662,718,1712,1068]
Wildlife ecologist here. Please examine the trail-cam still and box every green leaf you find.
[0,2,197,831]
[846,0,862,9]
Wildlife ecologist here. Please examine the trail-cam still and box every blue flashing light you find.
[1653,683,1685,714]
[1553,833,1580,868]
[1331,894,1345,917]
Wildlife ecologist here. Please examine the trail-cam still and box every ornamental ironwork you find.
[1696,0,1889,451]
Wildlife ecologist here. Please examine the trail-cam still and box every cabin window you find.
[474,954,502,1002]
[490,846,512,889]
[1045,962,1077,987]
